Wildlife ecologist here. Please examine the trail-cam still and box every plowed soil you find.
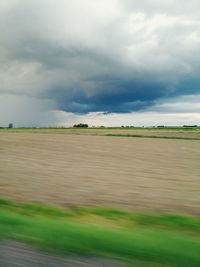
[0,132,199,214]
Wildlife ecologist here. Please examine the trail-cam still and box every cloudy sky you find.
[0,0,200,127]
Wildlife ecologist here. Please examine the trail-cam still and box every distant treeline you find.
[73,123,89,128]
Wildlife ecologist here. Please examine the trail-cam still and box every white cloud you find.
[53,110,200,127]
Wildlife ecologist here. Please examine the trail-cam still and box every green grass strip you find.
[0,199,200,234]
[104,133,200,140]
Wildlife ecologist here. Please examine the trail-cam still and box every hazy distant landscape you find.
[1,125,200,139]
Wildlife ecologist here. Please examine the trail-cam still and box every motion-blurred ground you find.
[0,129,199,214]
[0,241,127,267]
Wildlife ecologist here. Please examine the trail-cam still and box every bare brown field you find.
[0,132,200,214]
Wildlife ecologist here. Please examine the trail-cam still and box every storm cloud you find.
[0,0,200,125]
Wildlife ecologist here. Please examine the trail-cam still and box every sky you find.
[0,0,200,127]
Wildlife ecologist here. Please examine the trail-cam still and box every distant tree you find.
[8,123,13,128]
[183,125,197,128]
[73,123,88,128]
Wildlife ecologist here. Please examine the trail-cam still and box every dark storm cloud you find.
[0,0,200,125]
[50,79,167,113]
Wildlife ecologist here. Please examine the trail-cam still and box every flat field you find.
[1,126,200,139]
[0,129,200,214]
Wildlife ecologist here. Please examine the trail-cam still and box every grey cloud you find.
[149,94,200,113]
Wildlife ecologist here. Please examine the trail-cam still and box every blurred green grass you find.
[0,199,199,234]
[0,199,200,267]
